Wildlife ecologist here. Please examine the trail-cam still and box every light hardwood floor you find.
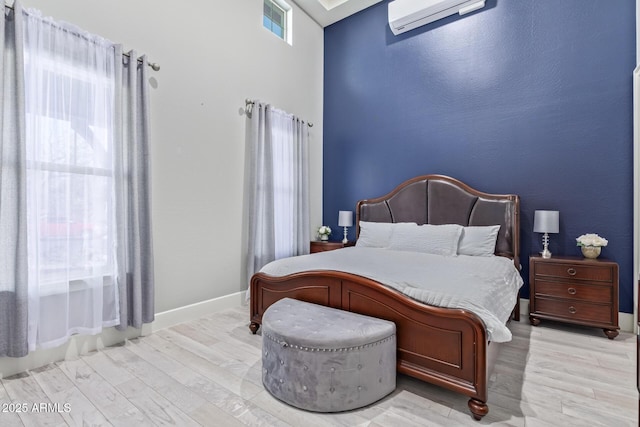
[1,305,637,426]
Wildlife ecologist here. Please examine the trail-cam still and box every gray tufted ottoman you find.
[261,298,396,412]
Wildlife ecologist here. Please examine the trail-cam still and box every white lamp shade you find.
[338,210,353,227]
[533,210,559,234]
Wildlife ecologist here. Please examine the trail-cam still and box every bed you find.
[249,174,521,420]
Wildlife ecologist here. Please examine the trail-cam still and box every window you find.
[25,58,117,293]
[263,0,292,44]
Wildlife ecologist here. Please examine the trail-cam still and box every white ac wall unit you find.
[388,0,486,35]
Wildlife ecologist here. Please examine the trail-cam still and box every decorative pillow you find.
[387,223,463,256]
[355,221,395,248]
[458,225,501,256]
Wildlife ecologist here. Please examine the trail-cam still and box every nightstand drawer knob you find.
[568,306,577,314]
[567,268,577,276]
[567,287,577,295]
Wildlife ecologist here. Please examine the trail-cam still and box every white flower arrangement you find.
[576,233,608,247]
[317,225,332,236]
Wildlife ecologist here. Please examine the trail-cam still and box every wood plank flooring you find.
[1,305,637,426]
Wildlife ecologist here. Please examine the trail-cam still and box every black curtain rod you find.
[4,2,160,71]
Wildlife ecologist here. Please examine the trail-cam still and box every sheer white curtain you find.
[245,102,310,283]
[22,8,119,350]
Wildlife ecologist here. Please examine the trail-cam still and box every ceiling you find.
[294,0,383,27]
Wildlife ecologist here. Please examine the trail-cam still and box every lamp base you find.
[342,226,348,244]
[540,232,552,258]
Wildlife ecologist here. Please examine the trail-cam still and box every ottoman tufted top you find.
[262,298,396,350]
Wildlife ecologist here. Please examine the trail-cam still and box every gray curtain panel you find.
[293,117,310,256]
[245,102,310,284]
[246,103,275,280]
[0,2,28,358]
[113,47,155,330]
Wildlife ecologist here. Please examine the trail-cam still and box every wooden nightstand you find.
[310,241,355,254]
[529,255,619,339]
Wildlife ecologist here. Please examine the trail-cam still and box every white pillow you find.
[356,221,419,248]
[356,221,394,248]
[388,223,463,256]
[458,225,501,256]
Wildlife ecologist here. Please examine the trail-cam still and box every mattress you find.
[260,247,524,342]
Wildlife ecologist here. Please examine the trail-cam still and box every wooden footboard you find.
[250,270,491,420]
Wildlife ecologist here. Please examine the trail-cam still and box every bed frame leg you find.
[249,322,260,334]
[468,398,488,420]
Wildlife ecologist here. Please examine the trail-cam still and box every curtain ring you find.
[245,99,254,117]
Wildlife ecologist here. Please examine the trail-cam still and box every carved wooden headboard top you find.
[356,174,520,268]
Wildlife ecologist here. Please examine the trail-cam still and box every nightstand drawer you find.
[534,279,612,303]
[534,262,612,282]
[535,298,612,324]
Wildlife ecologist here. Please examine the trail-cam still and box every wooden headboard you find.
[356,174,520,268]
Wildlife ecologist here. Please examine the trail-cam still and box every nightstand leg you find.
[603,329,619,340]
[468,398,488,420]
[529,315,541,326]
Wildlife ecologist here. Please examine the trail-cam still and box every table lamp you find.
[533,210,559,259]
[338,211,353,244]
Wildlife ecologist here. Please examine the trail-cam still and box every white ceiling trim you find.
[293,0,383,27]
[318,0,351,10]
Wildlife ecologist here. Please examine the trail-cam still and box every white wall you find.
[0,0,323,376]
[19,0,324,312]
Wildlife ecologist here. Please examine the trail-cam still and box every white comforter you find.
[260,247,523,342]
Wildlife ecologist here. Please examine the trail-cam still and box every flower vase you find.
[320,234,329,241]
[581,246,601,259]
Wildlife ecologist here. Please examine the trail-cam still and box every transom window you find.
[263,0,292,44]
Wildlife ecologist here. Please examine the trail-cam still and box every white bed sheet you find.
[260,247,523,342]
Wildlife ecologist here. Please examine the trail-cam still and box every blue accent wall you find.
[323,0,636,312]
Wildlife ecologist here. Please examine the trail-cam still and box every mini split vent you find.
[388,0,486,35]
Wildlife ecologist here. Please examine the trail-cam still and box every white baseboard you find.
[519,298,634,333]
[620,312,635,333]
[520,297,530,317]
[0,295,631,378]
[0,291,245,379]
[146,291,246,333]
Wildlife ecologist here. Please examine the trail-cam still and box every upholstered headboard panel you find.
[356,175,520,267]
